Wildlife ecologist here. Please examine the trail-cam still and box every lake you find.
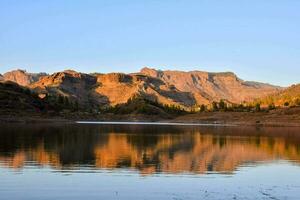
[0,122,300,199]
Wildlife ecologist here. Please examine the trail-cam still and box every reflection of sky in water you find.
[1,162,300,199]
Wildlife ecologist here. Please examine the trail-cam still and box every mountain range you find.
[0,68,285,110]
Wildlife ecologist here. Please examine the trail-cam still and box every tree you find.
[200,104,206,112]
[218,99,227,111]
[212,101,218,111]
[255,103,261,112]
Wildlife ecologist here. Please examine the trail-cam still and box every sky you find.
[0,0,299,86]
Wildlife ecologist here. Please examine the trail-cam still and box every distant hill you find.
[255,84,300,107]
[3,69,47,86]
[1,68,282,110]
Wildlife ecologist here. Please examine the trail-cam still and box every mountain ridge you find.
[1,68,284,109]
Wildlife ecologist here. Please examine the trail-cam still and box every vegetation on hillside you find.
[0,81,81,115]
[0,81,47,112]
[253,84,300,108]
[102,95,186,116]
[1,80,299,118]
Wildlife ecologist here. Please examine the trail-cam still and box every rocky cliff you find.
[29,70,97,106]
[3,69,47,86]
[2,68,282,109]
[140,67,281,105]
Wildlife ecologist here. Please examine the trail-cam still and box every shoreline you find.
[0,109,300,127]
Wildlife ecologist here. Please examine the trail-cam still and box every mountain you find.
[3,69,47,86]
[255,84,300,107]
[139,67,281,105]
[93,72,195,107]
[28,70,196,109]
[2,68,282,110]
[29,70,97,106]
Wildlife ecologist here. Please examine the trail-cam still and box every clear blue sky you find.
[0,0,299,86]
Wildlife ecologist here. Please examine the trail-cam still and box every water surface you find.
[0,123,300,199]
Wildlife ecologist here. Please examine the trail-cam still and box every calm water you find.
[0,123,300,199]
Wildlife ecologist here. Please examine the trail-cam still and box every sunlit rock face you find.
[0,125,299,174]
[29,70,97,106]
[3,69,47,86]
[140,67,281,105]
[93,72,195,107]
[1,68,281,108]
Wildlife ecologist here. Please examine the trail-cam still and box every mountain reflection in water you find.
[0,124,300,175]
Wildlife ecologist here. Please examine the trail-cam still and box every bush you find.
[268,103,275,110]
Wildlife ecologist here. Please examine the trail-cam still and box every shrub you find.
[268,103,275,110]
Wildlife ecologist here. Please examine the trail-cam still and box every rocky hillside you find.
[29,70,97,106]
[93,73,195,107]
[3,69,47,86]
[139,67,281,105]
[2,68,282,110]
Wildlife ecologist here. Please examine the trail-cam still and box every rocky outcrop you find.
[30,70,97,106]
[140,67,281,105]
[3,69,47,86]
[93,73,195,107]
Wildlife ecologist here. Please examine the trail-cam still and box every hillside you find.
[0,81,48,114]
[0,70,299,125]
[2,68,282,111]
[3,69,47,86]
[255,84,300,107]
[139,67,281,105]
[29,70,97,107]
